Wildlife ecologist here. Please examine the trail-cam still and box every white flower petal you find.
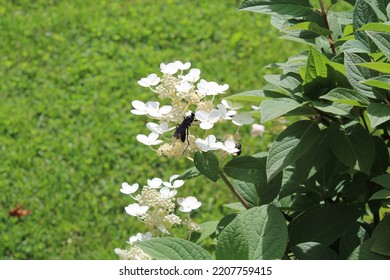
[120,182,139,194]
[147,177,163,188]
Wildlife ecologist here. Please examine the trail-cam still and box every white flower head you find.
[180,68,201,83]
[220,140,240,154]
[137,73,160,87]
[127,232,152,244]
[251,123,265,137]
[146,122,174,134]
[125,203,149,217]
[159,187,177,198]
[195,109,220,130]
[120,182,139,195]
[232,112,254,126]
[163,174,185,189]
[196,79,229,96]
[174,61,191,71]
[147,177,163,189]
[136,132,163,146]
[195,135,222,151]
[177,196,201,213]
[160,62,179,75]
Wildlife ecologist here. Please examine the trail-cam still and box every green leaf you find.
[304,46,329,85]
[194,151,219,182]
[361,75,390,90]
[370,189,390,200]
[237,0,313,17]
[288,22,332,37]
[223,202,247,212]
[327,122,355,168]
[371,174,390,189]
[367,103,390,128]
[360,22,390,33]
[341,39,371,54]
[216,205,288,260]
[226,89,285,103]
[312,101,353,116]
[223,156,263,184]
[135,238,212,260]
[348,238,390,260]
[320,88,370,106]
[339,223,369,259]
[344,52,376,99]
[353,0,379,49]
[191,221,219,244]
[366,31,390,60]
[224,156,282,207]
[260,98,304,123]
[263,74,302,95]
[358,62,390,74]
[291,242,340,260]
[266,120,321,182]
[176,167,201,181]
[289,204,360,246]
[370,216,390,256]
[327,122,375,174]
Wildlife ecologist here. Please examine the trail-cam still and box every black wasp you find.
[173,112,195,153]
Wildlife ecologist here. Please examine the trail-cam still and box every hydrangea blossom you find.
[177,196,202,213]
[120,182,139,195]
[137,73,160,87]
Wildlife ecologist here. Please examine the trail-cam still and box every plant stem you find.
[218,170,250,210]
[319,0,336,54]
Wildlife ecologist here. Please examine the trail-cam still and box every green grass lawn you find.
[0,0,301,259]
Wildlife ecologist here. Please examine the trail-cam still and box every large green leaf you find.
[224,156,282,207]
[304,46,329,85]
[227,89,285,103]
[358,62,390,74]
[371,174,390,189]
[348,238,390,260]
[360,22,390,33]
[327,122,355,168]
[366,31,390,60]
[344,52,377,99]
[341,40,370,53]
[353,0,379,49]
[291,242,340,260]
[216,205,288,260]
[237,0,313,17]
[367,103,390,128]
[369,189,390,200]
[327,122,375,174]
[194,151,219,182]
[370,216,390,256]
[135,238,212,260]
[339,223,369,258]
[266,120,320,182]
[361,75,390,90]
[320,88,369,106]
[289,204,360,246]
[263,74,302,95]
[260,98,304,123]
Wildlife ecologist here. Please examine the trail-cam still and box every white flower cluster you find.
[131,60,254,157]
[115,174,202,259]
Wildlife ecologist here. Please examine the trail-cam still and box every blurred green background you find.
[0,0,301,259]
